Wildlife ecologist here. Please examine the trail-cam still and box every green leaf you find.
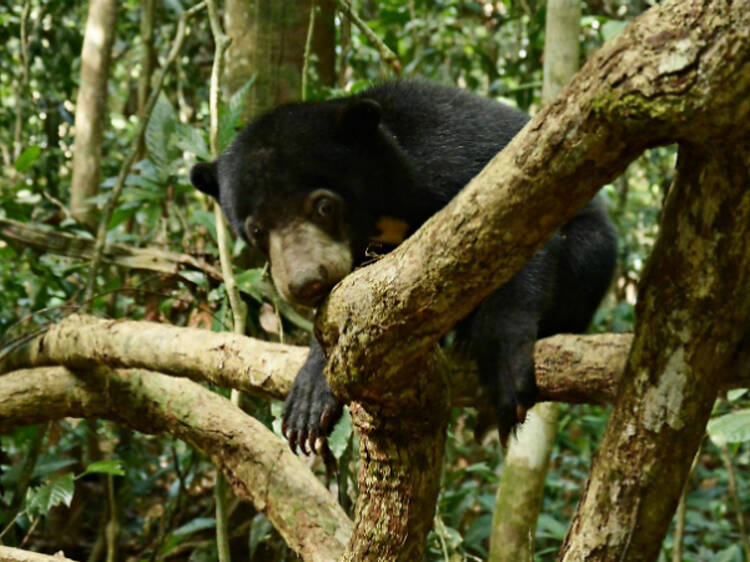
[536,513,568,539]
[190,209,217,242]
[727,388,748,402]
[328,407,353,459]
[26,473,75,516]
[463,513,491,553]
[707,409,750,445]
[235,268,266,301]
[714,544,743,562]
[172,516,216,536]
[14,145,41,173]
[31,459,77,479]
[179,270,208,290]
[108,205,139,230]
[80,459,125,477]
[176,124,211,161]
[145,94,178,179]
[249,514,273,559]
[218,76,256,152]
[241,277,313,332]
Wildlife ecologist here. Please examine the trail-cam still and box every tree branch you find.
[0,218,222,281]
[0,367,351,562]
[2,315,747,408]
[0,314,302,401]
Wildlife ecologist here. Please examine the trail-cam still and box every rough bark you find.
[541,0,581,107]
[559,139,750,561]
[137,0,156,116]
[3,316,747,410]
[0,367,351,562]
[0,314,302,402]
[223,0,335,121]
[491,2,581,559]
[343,359,449,561]
[135,0,156,160]
[70,0,117,227]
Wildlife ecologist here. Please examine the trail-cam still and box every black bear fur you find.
[190,80,617,453]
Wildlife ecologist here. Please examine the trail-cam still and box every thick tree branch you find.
[2,315,747,407]
[560,139,750,561]
[0,314,302,401]
[0,367,350,562]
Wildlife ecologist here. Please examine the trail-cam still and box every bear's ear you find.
[190,161,219,199]
[339,99,382,137]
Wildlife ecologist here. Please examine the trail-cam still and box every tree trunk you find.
[69,0,117,227]
[490,402,558,562]
[559,140,750,561]
[223,0,335,121]
[490,1,580,559]
[342,359,450,561]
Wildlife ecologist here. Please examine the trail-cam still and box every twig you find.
[720,443,750,562]
[13,1,31,163]
[205,2,241,560]
[19,516,40,548]
[302,1,317,101]
[105,474,119,562]
[335,0,401,75]
[672,451,699,562]
[83,1,207,304]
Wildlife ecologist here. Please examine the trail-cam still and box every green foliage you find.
[14,145,41,173]
[218,76,256,153]
[328,407,353,460]
[0,0,746,560]
[708,409,750,445]
[25,473,75,516]
[79,459,126,478]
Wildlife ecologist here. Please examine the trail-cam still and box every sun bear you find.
[190,80,617,453]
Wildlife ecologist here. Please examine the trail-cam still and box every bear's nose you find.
[289,273,328,305]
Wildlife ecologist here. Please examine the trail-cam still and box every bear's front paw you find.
[282,370,343,455]
[491,353,538,447]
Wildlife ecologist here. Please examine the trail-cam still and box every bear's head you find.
[190,98,413,308]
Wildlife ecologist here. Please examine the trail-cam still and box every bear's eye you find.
[244,217,267,249]
[315,197,335,218]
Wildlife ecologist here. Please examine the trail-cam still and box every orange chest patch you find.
[371,216,410,246]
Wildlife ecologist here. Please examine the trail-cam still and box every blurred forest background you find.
[0,0,748,560]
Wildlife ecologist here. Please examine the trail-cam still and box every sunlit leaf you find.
[80,459,125,477]
[328,407,352,460]
[707,409,750,445]
[172,516,216,536]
